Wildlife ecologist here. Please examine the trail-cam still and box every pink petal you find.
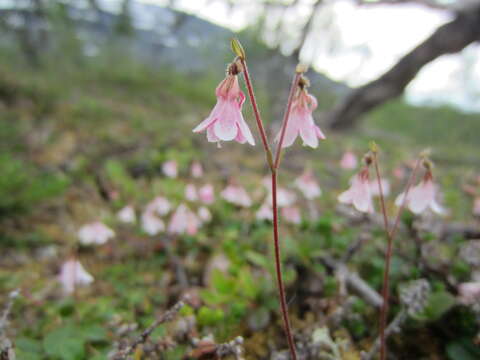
[213,103,239,141]
[299,122,319,148]
[236,114,255,145]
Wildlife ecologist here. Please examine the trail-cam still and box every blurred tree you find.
[115,0,134,36]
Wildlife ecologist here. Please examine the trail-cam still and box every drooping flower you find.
[192,67,255,146]
[338,167,374,213]
[141,211,165,235]
[185,184,198,202]
[473,197,480,217]
[369,178,391,197]
[281,206,301,224]
[395,171,445,215]
[168,204,200,236]
[266,187,297,207]
[199,184,215,205]
[275,86,325,148]
[58,259,94,294]
[78,222,115,245]
[198,206,212,223]
[145,196,171,216]
[295,169,321,200]
[256,201,273,221]
[191,161,204,178]
[340,151,358,170]
[117,205,136,224]
[221,184,252,207]
[457,282,480,305]
[163,160,178,178]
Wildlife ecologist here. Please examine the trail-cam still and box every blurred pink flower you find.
[59,259,94,294]
[185,184,198,202]
[338,168,374,213]
[340,151,358,170]
[146,196,171,216]
[473,197,480,216]
[281,206,301,224]
[295,169,321,199]
[198,206,212,223]
[458,282,480,305]
[221,184,252,207]
[256,202,273,221]
[168,204,200,235]
[276,89,325,148]
[193,74,255,146]
[395,171,445,215]
[369,178,391,197]
[393,166,406,180]
[199,184,215,205]
[191,161,204,178]
[78,222,115,245]
[141,211,165,235]
[116,205,136,224]
[163,160,178,178]
[267,187,297,207]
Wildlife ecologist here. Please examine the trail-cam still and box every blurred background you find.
[1,0,480,359]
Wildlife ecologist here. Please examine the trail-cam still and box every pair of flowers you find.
[193,64,325,148]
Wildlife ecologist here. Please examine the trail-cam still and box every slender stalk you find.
[375,157,421,360]
[241,58,299,359]
[240,58,273,170]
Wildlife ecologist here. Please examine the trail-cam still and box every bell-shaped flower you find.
[458,282,480,305]
[473,197,480,217]
[185,184,198,202]
[370,178,391,197]
[199,184,215,205]
[338,168,374,213]
[221,184,252,207]
[276,88,325,148]
[281,206,301,224]
[163,160,178,178]
[256,201,273,221]
[116,205,136,224]
[198,206,212,223]
[266,187,297,207]
[58,259,94,294]
[395,171,445,215]
[78,221,115,245]
[340,151,358,170]
[141,211,165,235]
[145,196,171,216]
[193,74,255,146]
[191,161,204,178]
[168,204,200,236]
[295,169,321,200]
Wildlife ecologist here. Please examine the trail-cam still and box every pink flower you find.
[370,178,391,197]
[198,206,212,223]
[163,160,178,178]
[458,282,480,305]
[199,184,215,205]
[256,202,273,221]
[78,222,115,245]
[395,171,445,215]
[191,161,204,178]
[117,205,136,224]
[276,89,325,148]
[193,74,255,146]
[295,169,321,199]
[266,187,297,207]
[281,206,301,224]
[473,197,480,216]
[58,259,94,294]
[141,211,165,235]
[221,184,252,207]
[340,151,358,170]
[338,168,374,213]
[393,166,406,180]
[185,184,198,202]
[146,196,171,216]
[168,204,200,235]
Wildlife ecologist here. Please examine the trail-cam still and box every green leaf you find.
[447,339,480,360]
[417,291,456,321]
[43,325,85,360]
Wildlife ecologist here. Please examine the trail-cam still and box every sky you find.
[138,0,480,112]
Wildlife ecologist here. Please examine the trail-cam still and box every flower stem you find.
[375,156,421,360]
[272,170,297,360]
[240,58,274,170]
[240,58,298,359]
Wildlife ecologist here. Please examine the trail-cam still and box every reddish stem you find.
[272,171,297,360]
[376,157,421,360]
[240,58,273,169]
